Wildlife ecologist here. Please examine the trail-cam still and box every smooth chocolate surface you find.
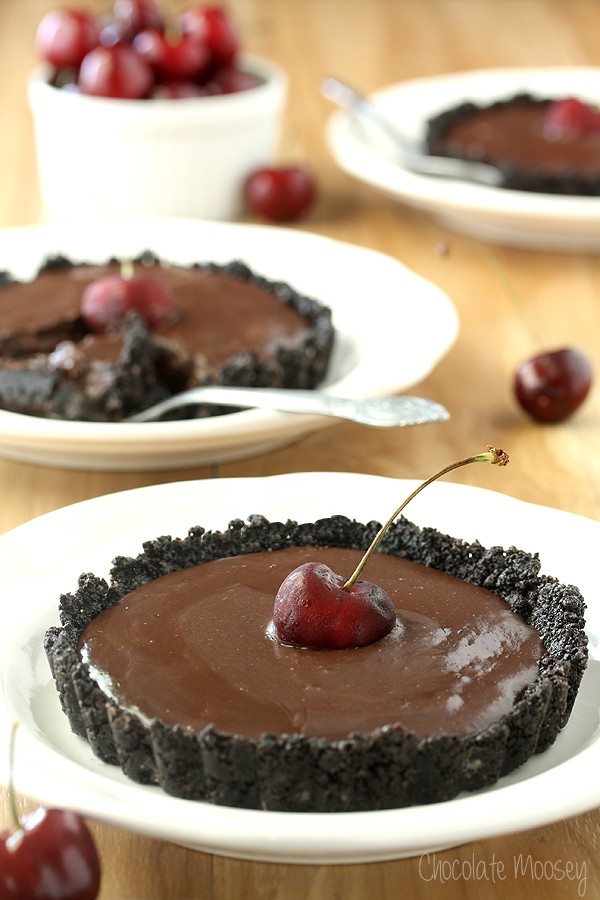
[434,100,600,174]
[79,546,544,741]
[0,262,312,364]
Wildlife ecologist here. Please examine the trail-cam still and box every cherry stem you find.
[342,445,509,590]
[7,721,21,833]
[470,245,545,349]
[441,240,545,351]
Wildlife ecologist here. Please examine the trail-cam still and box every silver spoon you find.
[124,385,449,427]
[322,76,503,187]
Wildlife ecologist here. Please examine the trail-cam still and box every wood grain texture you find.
[0,1,599,898]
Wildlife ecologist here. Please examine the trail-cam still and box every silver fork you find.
[124,385,450,427]
[322,76,503,187]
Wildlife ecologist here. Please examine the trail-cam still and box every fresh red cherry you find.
[514,347,593,423]
[151,80,212,99]
[178,4,239,67]
[209,65,262,94]
[0,807,101,899]
[112,0,165,40]
[35,7,100,69]
[273,447,510,650]
[78,44,154,99]
[1,722,101,899]
[544,97,600,139]
[274,562,396,649]
[81,273,176,333]
[243,166,316,222]
[133,29,210,82]
[99,0,165,47]
[437,244,592,426]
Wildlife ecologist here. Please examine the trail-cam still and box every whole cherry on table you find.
[438,242,594,425]
[513,347,593,423]
[243,166,317,222]
[0,723,101,899]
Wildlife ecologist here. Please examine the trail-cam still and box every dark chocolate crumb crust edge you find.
[425,92,600,196]
[0,255,335,421]
[44,514,588,813]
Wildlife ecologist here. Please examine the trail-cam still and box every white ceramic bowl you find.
[28,55,287,222]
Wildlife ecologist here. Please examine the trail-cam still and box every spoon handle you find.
[322,76,502,187]
[322,76,412,151]
[125,386,449,427]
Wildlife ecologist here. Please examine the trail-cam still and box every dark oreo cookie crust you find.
[45,515,588,813]
[0,311,169,422]
[426,93,600,195]
[0,256,334,422]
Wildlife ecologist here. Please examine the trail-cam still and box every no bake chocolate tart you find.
[44,514,588,812]
[0,256,334,421]
[426,93,600,195]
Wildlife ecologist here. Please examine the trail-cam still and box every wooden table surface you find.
[1,1,599,897]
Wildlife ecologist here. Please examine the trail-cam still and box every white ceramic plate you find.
[0,220,457,471]
[326,67,600,251]
[0,472,598,864]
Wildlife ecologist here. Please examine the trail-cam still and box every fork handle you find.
[126,386,449,427]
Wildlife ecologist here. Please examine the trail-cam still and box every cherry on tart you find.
[80,264,176,333]
[243,165,316,222]
[543,97,600,139]
[274,562,396,649]
[514,347,593,423]
[274,446,510,649]
[0,723,101,900]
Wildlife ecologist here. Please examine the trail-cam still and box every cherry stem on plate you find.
[342,445,509,590]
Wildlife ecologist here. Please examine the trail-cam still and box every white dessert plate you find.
[0,472,598,864]
[0,220,457,471]
[326,66,600,251]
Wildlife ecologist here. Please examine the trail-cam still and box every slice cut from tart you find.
[0,256,334,422]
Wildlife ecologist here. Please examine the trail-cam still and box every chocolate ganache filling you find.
[426,94,600,194]
[46,514,588,811]
[0,257,334,420]
[79,546,544,741]
[438,103,600,174]
[0,261,317,365]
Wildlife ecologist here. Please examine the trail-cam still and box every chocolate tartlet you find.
[44,514,588,812]
[0,256,334,421]
[426,93,600,194]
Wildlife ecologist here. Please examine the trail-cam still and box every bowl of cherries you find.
[29,1,288,221]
